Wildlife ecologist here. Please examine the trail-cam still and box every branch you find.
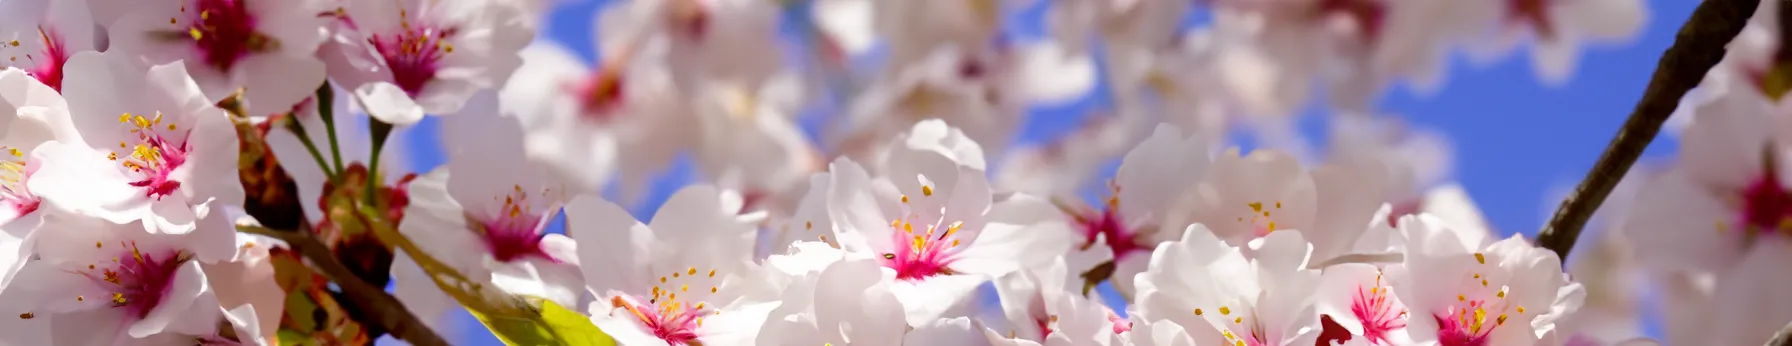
[1769,320,1792,346]
[1534,0,1760,261]
[239,226,450,346]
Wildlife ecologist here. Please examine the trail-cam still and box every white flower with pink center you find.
[1624,88,1792,345]
[1131,225,1323,346]
[30,52,242,235]
[0,67,78,290]
[1392,216,1574,346]
[327,0,534,125]
[100,0,329,118]
[1054,123,1210,298]
[1316,263,1413,346]
[497,40,685,198]
[1465,0,1648,84]
[0,0,97,92]
[0,214,237,344]
[573,185,779,346]
[598,0,788,88]
[986,257,1128,346]
[826,121,1072,325]
[391,98,585,320]
[1167,147,1389,263]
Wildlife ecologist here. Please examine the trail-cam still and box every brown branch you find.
[241,226,450,346]
[1535,0,1760,261]
[1768,320,1792,346]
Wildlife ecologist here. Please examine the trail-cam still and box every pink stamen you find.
[566,67,628,122]
[1738,171,1792,234]
[27,27,69,91]
[473,189,557,263]
[1075,207,1147,261]
[611,295,702,344]
[370,25,456,96]
[185,0,268,71]
[1351,282,1407,344]
[80,242,188,320]
[119,125,192,201]
[882,217,966,281]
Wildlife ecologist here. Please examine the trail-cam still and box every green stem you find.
[315,85,346,178]
[365,117,394,204]
[283,116,338,179]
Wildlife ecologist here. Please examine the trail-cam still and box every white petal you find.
[354,82,426,125]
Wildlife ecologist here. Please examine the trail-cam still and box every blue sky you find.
[393,0,1698,343]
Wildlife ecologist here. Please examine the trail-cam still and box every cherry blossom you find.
[1465,0,1648,84]
[596,0,788,88]
[326,0,534,125]
[498,40,678,198]
[31,51,243,235]
[0,213,236,345]
[572,185,778,346]
[100,0,329,118]
[1392,215,1577,346]
[391,95,585,317]
[1053,124,1210,297]
[1131,224,1324,346]
[826,121,1072,325]
[0,0,97,92]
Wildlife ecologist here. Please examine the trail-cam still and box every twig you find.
[239,226,450,346]
[1534,0,1760,261]
[1768,320,1792,346]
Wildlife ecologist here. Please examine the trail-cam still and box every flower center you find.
[1069,194,1147,260]
[883,218,963,280]
[1242,201,1284,238]
[1435,253,1521,346]
[109,112,191,200]
[612,266,725,344]
[1507,0,1554,39]
[2,27,72,91]
[81,241,189,320]
[176,0,276,72]
[1351,273,1408,345]
[472,185,556,263]
[369,11,456,96]
[0,146,37,217]
[666,0,710,42]
[1315,0,1388,44]
[567,66,627,122]
[1736,171,1792,234]
[880,185,967,281]
[1193,305,1266,346]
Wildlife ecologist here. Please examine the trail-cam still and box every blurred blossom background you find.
[384,0,1688,344]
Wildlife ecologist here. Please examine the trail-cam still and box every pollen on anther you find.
[804,221,812,230]
[1516,306,1526,314]
[901,195,909,203]
[682,284,689,292]
[708,269,716,277]
[1218,306,1230,315]
[1193,308,1203,315]
[1457,294,1466,302]
[1474,253,1486,264]
[688,267,697,275]
[76,295,83,302]
[710,286,718,293]
[16,313,30,319]
[659,276,667,283]
[922,185,934,196]
[95,241,102,248]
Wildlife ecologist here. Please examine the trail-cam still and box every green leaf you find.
[468,299,615,346]
[276,329,314,346]
[469,308,556,346]
[538,300,616,346]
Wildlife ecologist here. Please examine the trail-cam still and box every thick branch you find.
[240,226,449,346]
[1535,0,1760,261]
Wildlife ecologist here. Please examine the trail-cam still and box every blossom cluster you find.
[0,0,1753,345]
